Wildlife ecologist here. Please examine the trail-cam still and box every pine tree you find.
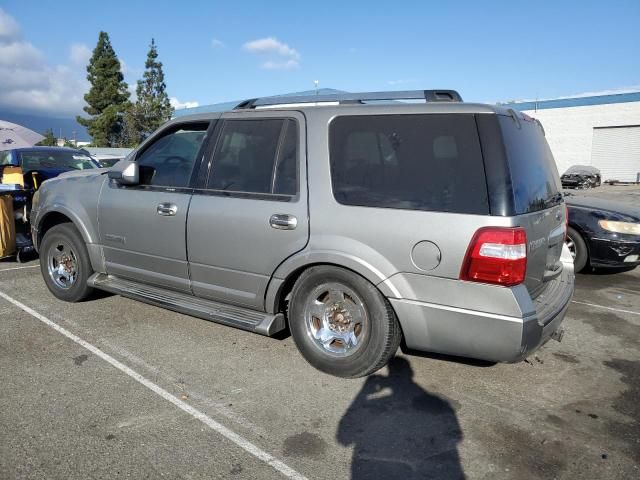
[77,31,130,147]
[36,128,57,146]
[125,39,173,146]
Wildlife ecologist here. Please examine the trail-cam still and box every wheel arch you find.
[266,258,402,337]
[37,208,93,247]
[36,207,105,272]
[567,222,591,260]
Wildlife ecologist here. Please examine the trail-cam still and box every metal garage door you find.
[591,125,640,182]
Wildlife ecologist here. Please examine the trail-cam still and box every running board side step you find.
[87,273,285,336]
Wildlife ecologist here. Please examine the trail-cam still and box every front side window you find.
[207,119,298,196]
[329,114,489,214]
[136,123,209,188]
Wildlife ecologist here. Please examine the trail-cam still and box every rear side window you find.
[329,114,489,214]
[208,119,298,196]
[498,115,562,214]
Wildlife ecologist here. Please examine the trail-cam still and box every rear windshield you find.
[329,114,489,214]
[19,150,96,171]
[499,115,562,214]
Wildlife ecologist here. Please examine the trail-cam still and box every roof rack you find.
[233,89,462,110]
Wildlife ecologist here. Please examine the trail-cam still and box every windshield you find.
[18,150,97,171]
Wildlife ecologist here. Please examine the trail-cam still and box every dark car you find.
[561,165,601,189]
[565,194,640,272]
[0,147,99,185]
[0,147,99,260]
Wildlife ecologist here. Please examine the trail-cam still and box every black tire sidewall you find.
[289,266,399,378]
[40,223,93,302]
[567,227,588,273]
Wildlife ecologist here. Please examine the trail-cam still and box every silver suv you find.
[31,90,574,378]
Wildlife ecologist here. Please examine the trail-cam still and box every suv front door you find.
[187,111,308,309]
[97,121,211,292]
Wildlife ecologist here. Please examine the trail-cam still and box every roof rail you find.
[233,89,462,109]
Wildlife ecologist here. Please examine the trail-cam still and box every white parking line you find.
[572,300,640,316]
[0,290,308,480]
[0,265,39,272]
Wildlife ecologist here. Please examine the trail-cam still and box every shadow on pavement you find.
[337,357,465,479]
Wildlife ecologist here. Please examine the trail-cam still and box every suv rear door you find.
[497,113,566,296]
[186,111,308,309]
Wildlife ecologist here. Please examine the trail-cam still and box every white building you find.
[508,91,640,182]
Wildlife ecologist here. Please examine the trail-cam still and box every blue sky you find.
[1,0,639,117]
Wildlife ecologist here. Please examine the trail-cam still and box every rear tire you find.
[40,223,94,302]
[288,266,402,378]
[566,227,588,273]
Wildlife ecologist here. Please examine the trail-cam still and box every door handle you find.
[157,203,178,216]
[270,214,297,230]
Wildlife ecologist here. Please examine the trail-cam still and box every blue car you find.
[0,147,100,261]
[0,146,100,186]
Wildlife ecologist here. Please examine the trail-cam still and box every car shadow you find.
[582,265,638,275]
[400,346,496,367]
[337,357,465,479]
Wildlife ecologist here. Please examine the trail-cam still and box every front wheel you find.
[566,227,588,273]
[288,266,402,378]
[40,223,94,302]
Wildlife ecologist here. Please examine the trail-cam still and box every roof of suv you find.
[170,89,517,124]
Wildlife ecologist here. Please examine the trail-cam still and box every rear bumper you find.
[386,253,575,363]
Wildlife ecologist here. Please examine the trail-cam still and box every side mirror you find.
[107,161,139,185]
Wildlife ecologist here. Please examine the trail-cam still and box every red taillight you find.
[460,227,527,287]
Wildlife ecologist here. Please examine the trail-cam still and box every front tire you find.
[40,223,94,302]
[288,266,402,378]
[566,227,588,273]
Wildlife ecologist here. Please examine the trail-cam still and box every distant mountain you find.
[0,111,90,142]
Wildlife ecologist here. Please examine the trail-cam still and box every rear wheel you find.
[288,266,402,378]
[40,223,94,302]
[566,227,588,273]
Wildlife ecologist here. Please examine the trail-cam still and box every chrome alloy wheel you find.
[566,238,576,260]
[47,242,78,289]
[303,283,369,356]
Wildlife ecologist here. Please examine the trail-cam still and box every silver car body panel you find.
[98,183,193,292]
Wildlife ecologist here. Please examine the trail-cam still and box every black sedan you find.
[565,195,640,272]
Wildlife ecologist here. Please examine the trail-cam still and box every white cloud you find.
[242,37,300,69]
[243,37,300,58]
[119,59,135,77]
[170,97,199,110]
[211,38,224,48]
[0,8,88,116]
[69,43,91,65]
[0,38,43,68]
[0,8,20,41]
